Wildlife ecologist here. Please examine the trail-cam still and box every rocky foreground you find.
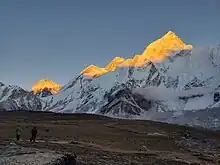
[1,139,220,165]
[1,111,220,164]
[0,143,62,165]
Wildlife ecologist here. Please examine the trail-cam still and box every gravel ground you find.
[0,143,62,165]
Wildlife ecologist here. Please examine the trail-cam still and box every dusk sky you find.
[0,0,219,90]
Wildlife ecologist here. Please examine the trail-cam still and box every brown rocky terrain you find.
[0,111,220,165]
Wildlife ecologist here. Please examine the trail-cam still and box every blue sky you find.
[0,0,219,90]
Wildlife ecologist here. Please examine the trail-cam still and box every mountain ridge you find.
[81,31,193,77]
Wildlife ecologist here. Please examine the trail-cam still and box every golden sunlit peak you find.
[32,79,61,94]
[81,65,108,77]
[142,31,193,62]
[81,31,193,77]
[105,56,126,71]
[164,31,176,37]
[81,57,126,77]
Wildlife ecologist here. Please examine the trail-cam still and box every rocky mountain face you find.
[35,88,53,98]
[99,88,152,118]
[42,61,164,114]
[0,83,42,111]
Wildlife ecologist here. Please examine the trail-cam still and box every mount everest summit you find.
[1,31,220,129]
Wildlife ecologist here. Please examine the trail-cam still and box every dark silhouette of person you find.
[30,126,38,142]
[16,126,21,141]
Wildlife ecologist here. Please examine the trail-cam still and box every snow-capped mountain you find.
[41,32,220,118]
[0,82,42,111]
[1,31,220,130]
[32,79,61,97]
[42,46,220,117]
[42,62,163,114]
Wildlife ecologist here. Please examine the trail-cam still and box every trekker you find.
[30,126,38,142]
[16,126,21,141]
